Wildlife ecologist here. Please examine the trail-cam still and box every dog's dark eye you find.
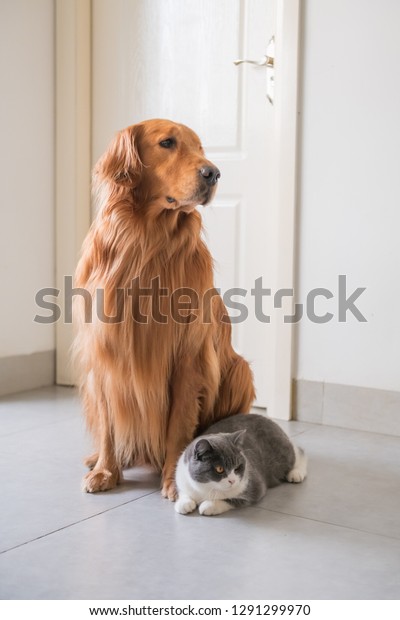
[159,138,175,149]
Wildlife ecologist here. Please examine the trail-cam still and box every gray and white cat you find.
[175,413,307,516]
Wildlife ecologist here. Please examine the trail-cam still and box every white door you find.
[88,0,300,418]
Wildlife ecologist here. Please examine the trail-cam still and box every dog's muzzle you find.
[199,165,221,187]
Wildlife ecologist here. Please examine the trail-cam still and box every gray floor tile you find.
[260,424,400,540]
[273,418,317,438]
[0,386,399,600]
[0,406,160,552]
[0,386,79,437]
[1,492,399,600]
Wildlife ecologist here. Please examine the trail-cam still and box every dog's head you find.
[94,119,220,213]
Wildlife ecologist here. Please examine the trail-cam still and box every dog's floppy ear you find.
[94,125,142,187]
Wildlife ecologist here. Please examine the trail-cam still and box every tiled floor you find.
[0,386,399,600]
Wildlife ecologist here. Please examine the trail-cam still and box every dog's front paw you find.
[175,495,197,514]
[199,500,233,516]
[161,479,178,501]
[82,468,119,493]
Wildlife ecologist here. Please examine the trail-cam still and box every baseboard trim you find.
[0,351,55,398]
[293,379,400,436]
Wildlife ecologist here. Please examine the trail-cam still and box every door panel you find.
[92,0,299,416]
[92,0,244,155]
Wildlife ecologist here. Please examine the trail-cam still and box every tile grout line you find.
[254,504,400,543]
[0,490,159,556]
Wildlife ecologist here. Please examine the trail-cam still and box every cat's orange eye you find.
[215,465,224,474]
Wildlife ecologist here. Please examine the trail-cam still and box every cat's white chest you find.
[175,455,206,503]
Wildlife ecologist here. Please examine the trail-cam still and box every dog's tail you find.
[214,355,256,418]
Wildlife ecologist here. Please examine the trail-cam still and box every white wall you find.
[0,0,55,359]
[296,0,400,393]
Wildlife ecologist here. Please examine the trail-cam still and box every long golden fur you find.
[74,119,255,500]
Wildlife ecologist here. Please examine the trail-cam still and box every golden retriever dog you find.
[74,119,255,500]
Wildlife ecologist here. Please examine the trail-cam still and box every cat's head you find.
[187,430,247,493]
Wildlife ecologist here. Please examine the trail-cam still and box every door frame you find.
[268,0,301,419]
[55,0,91,385]
[55,0,301,421]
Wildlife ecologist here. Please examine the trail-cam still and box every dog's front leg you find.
[82,397,121,493]
[161,365,202,501]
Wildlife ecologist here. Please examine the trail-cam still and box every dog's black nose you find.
[200,165,221,186]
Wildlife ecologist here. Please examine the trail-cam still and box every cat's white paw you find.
[287,445,307,483]
[199,500,233,516]
[175,495,197,515]
[286,468,305,483]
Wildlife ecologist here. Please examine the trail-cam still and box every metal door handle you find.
[234,37,275,104]
[233,55,274,68]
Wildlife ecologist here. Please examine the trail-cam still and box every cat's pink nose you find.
[228,479,234,485]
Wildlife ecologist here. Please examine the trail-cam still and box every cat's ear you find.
[231,430,246,447]
[194,438,213,461]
